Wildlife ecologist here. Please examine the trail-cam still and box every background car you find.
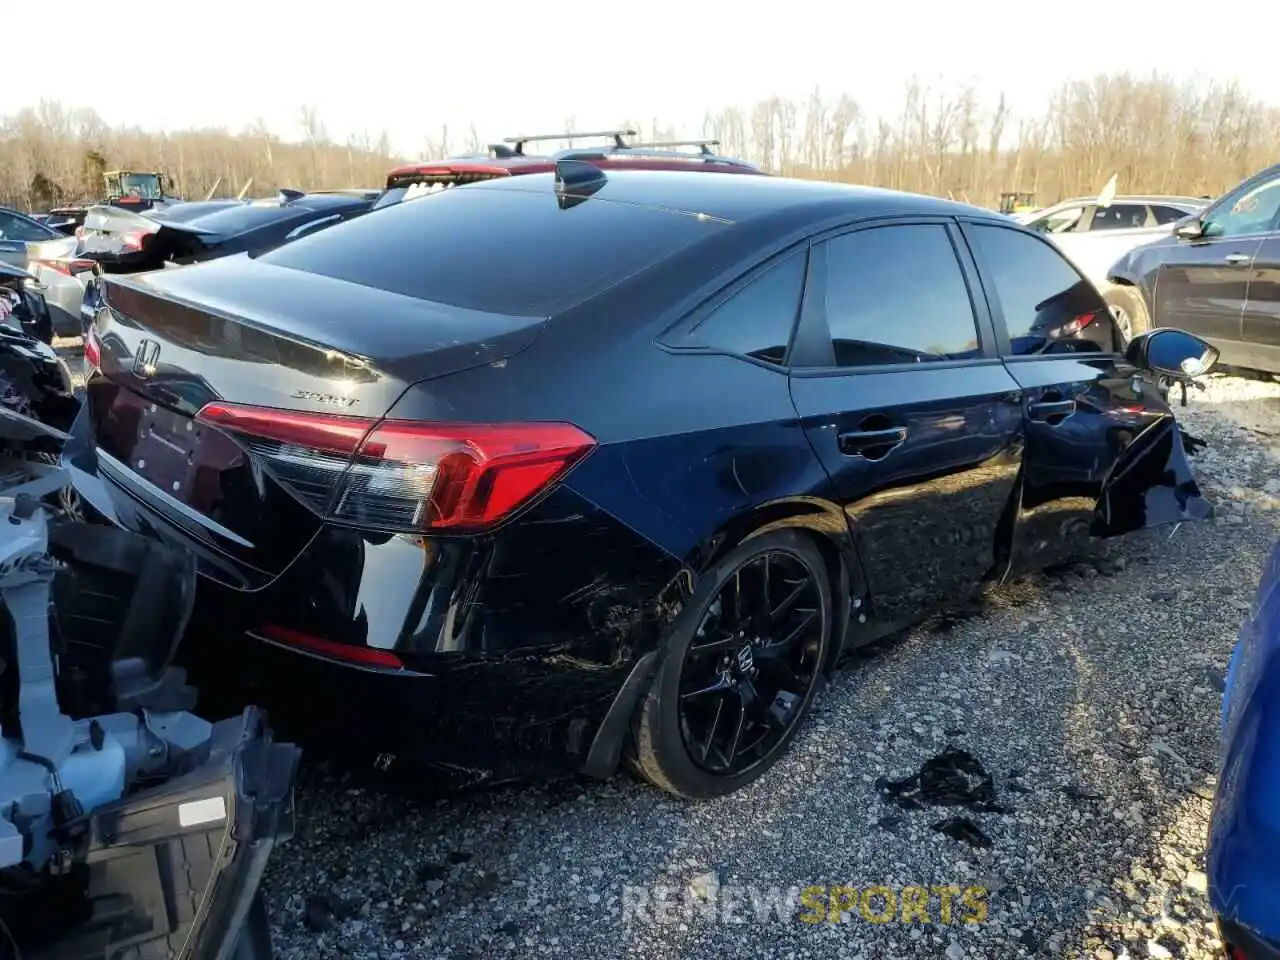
[65,167,1212,799]
[1210,535,1280,960]
[374,129,764,209]
[0,205,94,338]
[1016,193,1207,326]
[1106,162,1280,374]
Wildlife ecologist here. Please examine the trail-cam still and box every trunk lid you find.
[88,254,546,580]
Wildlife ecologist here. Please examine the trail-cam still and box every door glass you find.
[1028,206,1085,234]
[1203,176,1280,238]
[1152,205,1193,225]
[0,212,58,243]
[1090,204,1148,230]
[680,250,806,366]
[819,224,981,367]
[968,224,1119,356]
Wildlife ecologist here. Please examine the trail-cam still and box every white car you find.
[1015,194,1207,336]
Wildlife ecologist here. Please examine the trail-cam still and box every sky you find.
[7,0,1280,156]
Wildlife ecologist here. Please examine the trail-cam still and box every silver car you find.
[0,206,93,339]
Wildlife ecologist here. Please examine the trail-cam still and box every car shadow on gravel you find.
[261,383,1279,960]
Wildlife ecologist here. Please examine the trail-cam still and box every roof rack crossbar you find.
[502,129,638,155]
[624,139,721,156]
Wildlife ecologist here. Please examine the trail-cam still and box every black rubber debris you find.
[1181,428,1208,456]
[877,815,905,833]
[1062,785,1103,801]
[932,816,992,848]
[875,747,1002,812]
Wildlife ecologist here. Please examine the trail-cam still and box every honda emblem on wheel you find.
[133,338,160,378]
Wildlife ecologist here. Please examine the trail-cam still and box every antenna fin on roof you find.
[554,160,607,209]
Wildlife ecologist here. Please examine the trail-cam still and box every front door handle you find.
[1028,399,1076,423]
[836,426,908,459]
[1224,253,1251,265]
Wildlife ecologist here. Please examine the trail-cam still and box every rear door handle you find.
[1028,399,1076,423]
[1224,253,1251,265]
[836,426,908,459]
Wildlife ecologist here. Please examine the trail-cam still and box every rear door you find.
[960,219,1204,576]
[788,219,1023,626]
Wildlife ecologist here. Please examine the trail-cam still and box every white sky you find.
[7,0,1280,156]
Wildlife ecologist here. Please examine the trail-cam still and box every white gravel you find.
[252,372,1280,958]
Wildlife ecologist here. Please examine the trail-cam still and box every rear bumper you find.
[63,401,680,782]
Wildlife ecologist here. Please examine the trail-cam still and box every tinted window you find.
[0,211,58,243]
[968,224,1118,356]
[681,251,806,365]
[181,198,356,236]
[1089,204,1148,230]
[1204,175,1280,238]
[261,185,726,316]
[820,225,981,367]
[1152,205,1193,225]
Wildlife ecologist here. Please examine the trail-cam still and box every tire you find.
[629,529,833,799]
[1103,285,1150,344]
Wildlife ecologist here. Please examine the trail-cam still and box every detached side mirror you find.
[1126,328,1219,380]
[1173,215,1204,240]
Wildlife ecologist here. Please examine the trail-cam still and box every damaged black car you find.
[0,408,299,957]
[64,167,1215,799]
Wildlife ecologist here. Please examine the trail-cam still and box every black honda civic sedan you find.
[63,165,1213,798]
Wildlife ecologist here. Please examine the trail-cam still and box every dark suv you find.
[1106,162,1280,373]
[374,129,764,209]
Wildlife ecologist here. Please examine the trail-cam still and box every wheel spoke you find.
[681,674,733,701]
[768,576,812,625]
[761,608,819,660]
[688,633,741,656]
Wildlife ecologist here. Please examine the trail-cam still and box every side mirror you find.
[1126,328,1219,380]
[1173,215,1204,240]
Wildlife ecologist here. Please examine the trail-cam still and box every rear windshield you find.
[173,200,328,236]
[257,184,727,316]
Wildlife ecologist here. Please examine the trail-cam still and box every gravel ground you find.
[252,373,1276,958]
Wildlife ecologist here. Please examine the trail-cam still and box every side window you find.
[820,224,982,368]
[1204,175,1280,238]
[681,250,806,365]
[1090,204,1148,230]
[0,212,55,243]
[967,223,1118,356]
[1152,205,1192,225]
[1028,206,1085,234]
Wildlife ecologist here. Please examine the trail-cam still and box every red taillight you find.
[193,403,597,533]
[33,258,97,277]
[83,326,102,371]
[255,624,405,670]
[1052,312,1098,339]
[120,229,150,251]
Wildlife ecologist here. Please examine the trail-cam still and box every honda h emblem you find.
[133,338,160,378]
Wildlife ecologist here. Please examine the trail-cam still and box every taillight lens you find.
[120,229,150,251]
[33,258,97,277]
[193,403,596,532]
[83,326,102,371]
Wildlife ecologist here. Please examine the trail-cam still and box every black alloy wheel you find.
[630,529,833,798]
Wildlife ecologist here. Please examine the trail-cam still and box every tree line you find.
[2,72,1278,213]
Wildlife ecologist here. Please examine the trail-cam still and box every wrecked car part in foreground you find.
[1210,533,1280,959]
[0,407,299,958]
[67,170,1217,800]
